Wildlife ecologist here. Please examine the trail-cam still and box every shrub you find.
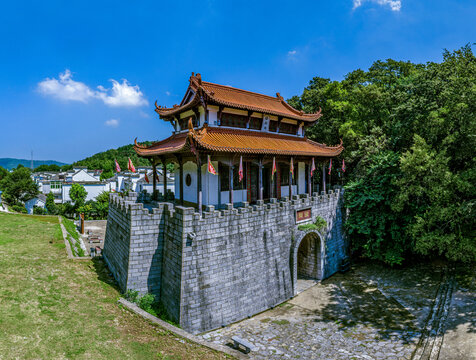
[124,289,139,303]
[11,204,27,213]
[33,206,47,215]
[297,216,327,232]
[137,293,155,312]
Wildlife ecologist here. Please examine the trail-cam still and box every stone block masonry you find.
[103,189,347,334]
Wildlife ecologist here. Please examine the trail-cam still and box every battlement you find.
[109,189,342,224]
[104,189,346,334]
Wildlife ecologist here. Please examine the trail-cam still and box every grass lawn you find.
[0,213,230,360]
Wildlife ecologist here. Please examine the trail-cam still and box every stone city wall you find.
[103,189,346,333]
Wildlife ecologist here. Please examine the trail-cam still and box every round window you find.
[185,174,192,187]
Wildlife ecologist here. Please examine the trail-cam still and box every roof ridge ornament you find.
[134,137,147,149]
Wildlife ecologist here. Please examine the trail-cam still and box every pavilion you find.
[134,73,343,212]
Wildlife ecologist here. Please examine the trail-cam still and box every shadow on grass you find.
[90,256,121,293]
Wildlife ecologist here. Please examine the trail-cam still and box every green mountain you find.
[72,142,156,173]
[0,158,66,170]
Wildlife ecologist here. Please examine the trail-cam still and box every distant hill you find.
[0,158,67,170]
[72,142,156,173]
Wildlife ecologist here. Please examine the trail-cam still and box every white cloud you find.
[38,69,148,107]
[353,0,401,11]
[288,50,297,56]
[96,79,148,107]
[105,119,119,127]
[165,91,171,96]
[37,69,95,102]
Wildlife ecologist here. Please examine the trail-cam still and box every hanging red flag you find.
[144,172,150,184]
[342,159,346,173]
[115,159,121,173]
[238,156,243,182]
[272,157,277,179]
[328,159,332,175]
[311,158,316,177]
[207,155,218,175]
[128,158,136,173]
[290,157,294,179]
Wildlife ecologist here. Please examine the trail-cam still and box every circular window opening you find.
[185,174,192,187]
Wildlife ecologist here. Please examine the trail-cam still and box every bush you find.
[137,293,155,312]
[297,216,327,232]
[11,204,27,213]
[124,289,139,303]
[33,206,47,215]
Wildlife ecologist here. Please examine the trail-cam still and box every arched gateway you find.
[291,230,325,295]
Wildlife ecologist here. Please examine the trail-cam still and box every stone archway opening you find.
[293,231,322,294]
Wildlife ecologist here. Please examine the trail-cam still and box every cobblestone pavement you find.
[199,262,475,360]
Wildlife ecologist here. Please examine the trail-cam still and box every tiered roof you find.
[134,120,343,158]
[155,73,322,122]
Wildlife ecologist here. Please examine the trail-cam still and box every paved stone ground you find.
[199,262,475,360]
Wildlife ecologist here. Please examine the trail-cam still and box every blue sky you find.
[0,0,474,163]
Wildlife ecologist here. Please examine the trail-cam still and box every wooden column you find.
[289,157,293,198]
[162,157,167,201]
[271,167,275,199]
[229,163,234,205]
[178,156,184,205]
[322,163,326,193]
[152,161,157,200]
[197,154,202,213]
[307,161,312,195]
[258,158,263,201]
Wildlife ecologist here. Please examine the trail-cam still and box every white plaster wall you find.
[298,162,306,194]
[220,190,247,204]
[208,108,218,126]
[202,161,219,206]
[137,183,175,195]
[182,161,198,204]
[280,185,297,198]
[62,184,110,202]
[72,169,98,182]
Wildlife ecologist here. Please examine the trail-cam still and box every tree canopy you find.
[0,167,39,205]
[290,44,476,265]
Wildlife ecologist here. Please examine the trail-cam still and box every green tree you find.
[34,164,61,172]
[45,193,57,214]
[0,167,38,205]
[0,166,8,181]
[69,184,87,210]
[93,191,110,219]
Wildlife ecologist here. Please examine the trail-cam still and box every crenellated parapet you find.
[104,188,346,334]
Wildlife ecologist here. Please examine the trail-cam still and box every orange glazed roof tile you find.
[134,126,343,158]
[155,73,322,122]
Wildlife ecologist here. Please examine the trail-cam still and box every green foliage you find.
[11,204,28,213]
[124,289,139,303]
[72,143,154,172]
[45,193,57,215]
[34,164,61,172]
[0,166,8,181]
[291,44,476,264]
[69,184,87,209]
[0,167,39,205]
[33,206,47,215]
[62,217,79,241]
[297,216,327,232]
[137,293,155,313]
